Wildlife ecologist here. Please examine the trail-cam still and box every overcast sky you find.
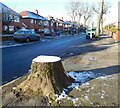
[0,0,119,25]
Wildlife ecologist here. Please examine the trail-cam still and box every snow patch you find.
[68,83,79,89]
[97,74,113,80]
[55,90,67,101]
[67,71,96,82]
[55,71,108,102]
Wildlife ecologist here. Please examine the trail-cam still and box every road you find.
[2,34,86,84]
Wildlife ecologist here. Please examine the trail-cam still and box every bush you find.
[110,27,118,33]
[103,24,114,30]
[3,30,14,34]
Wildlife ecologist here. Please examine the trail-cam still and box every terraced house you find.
[0,2,25,34]
[20,10,49,37]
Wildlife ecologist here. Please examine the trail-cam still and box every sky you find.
[0,0,119,26]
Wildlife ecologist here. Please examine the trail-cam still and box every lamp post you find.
[108,6,111,35]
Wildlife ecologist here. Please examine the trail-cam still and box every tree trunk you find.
[84,17,87,27]
[100,18,103,34]
[96,0,104,37]
[14,55,74,105]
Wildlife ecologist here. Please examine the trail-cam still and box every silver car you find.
[13,29,40,43]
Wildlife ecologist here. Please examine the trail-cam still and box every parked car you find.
[44,29,55,36]
[13,29,40,42]
[86,28,96,39]
[44,29,51,36]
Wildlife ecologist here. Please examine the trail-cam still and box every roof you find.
[0,2,19,16]
[20,11,48,21]
[56,18,72,25]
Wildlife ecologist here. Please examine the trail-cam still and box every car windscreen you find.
[14,30,25,34]
[24,31,32,34]
[92,29,96,31]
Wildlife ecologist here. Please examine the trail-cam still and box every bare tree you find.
[66,2,78,22]
[76,2,84,25]
[96,0,104,37]
[82,3,92,26]
[66,1,84,24]
[92,1,111,36]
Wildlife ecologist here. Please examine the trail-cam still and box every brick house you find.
[56,18,64,32]
[45,15,58,36]
[20,10,50,37]
[20,10,48,32]
[56,18,73,33]
[56,18,75,35]
[0,2,26,34]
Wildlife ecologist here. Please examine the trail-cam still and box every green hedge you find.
[110,27,118,33]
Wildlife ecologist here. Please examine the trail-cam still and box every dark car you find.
[13,29,40,43]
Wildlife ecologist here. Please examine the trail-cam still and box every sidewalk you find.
[60,35,119,106]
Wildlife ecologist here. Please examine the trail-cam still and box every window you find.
[3,25,8,31]
[51,22,53,27]
[65,24,68,28]
[14,16,19,22]
[9,15,13,21]
[44,21,49,26]
[31,19,34,24]
[39,20,43,25]
[9,26,14,31]
[56,23,58,27]
[3,14,8,21]
[34,20,36,24]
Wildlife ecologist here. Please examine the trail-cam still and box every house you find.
[56,18,65,32]
[0,2,25,34]
[56,18,75,34]
[45,15,58,36]
[20,10,48,34]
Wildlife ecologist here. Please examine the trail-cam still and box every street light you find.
[108,6,111,35]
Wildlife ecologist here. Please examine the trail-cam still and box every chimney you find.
[35,10,39,14]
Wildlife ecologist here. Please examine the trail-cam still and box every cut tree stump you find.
[14,55,74,105]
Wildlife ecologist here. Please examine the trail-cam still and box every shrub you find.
[110,27,118,33]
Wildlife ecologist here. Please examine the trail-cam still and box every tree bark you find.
[96,0,104,37]
[14,56,74,105]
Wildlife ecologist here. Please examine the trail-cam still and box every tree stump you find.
[15,55,74,105]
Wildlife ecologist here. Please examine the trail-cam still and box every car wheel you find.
[36,36,40,41]
[26,37,30,43]
[86,35,88,39]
